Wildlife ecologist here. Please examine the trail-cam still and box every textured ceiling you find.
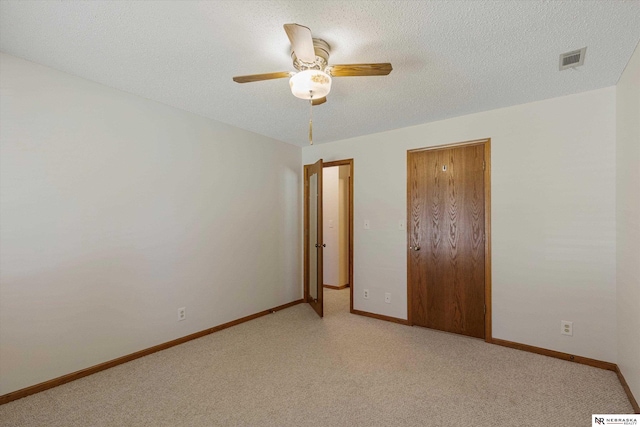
[1,1,639,146]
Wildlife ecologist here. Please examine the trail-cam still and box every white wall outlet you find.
[364,219,370,229]
[399,220,405,231]
[364,289,370,299]
[385,293,391,303]
[178,307,186,321]
[561,320,572,336]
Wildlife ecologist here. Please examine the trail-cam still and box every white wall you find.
[303,87,617,362]
[322,167,340,286]
[616,42,640,400]
[0,53,302,395]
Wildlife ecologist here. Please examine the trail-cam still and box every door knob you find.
[410,245,420,251]
[315,243,327,248]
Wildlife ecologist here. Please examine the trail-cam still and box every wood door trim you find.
[483,141,492,341]
[406,138,492,342]
[321,159,354,314]
[316,161,324,317]
[0,299,304,405]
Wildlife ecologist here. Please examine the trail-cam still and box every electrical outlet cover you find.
[561,320,572,336]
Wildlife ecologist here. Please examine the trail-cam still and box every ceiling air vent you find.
[559,47,587,71]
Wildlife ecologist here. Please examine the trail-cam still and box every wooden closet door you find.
[408,144,485,338]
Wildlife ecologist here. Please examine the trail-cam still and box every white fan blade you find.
[284,23,316,63]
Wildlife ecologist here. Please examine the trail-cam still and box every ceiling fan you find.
[232,23,393,107]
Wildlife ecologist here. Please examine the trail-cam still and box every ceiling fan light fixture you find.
[289,69,332,100]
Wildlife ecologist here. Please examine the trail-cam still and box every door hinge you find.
[482,160,486,171]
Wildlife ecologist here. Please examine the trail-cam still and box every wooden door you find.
[408,143,487,338]
[304,159,324,318]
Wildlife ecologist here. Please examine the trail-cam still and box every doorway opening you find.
[304,159,354,317]
[322,161,352,314]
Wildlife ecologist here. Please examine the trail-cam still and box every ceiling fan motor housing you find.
[292,38,331,71]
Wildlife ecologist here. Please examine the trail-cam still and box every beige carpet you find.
[0,288,633,426]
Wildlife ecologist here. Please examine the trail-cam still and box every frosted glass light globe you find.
[289,70,332,100]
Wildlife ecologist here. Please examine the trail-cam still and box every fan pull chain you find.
[308,90,313,145]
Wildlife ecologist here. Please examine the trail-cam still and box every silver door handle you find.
[409,245,420,251]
